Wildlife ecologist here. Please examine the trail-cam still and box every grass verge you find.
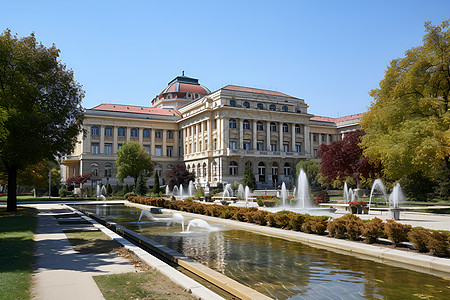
[94,270,196,300]
[0,207,37,300]
[64,230,122,254]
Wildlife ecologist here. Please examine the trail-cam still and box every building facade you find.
[62,74,361,189]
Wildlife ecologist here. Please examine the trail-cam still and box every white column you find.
[162,129,167,156]
[113,127,118,153]
[150,128,155,156]
[100,126,105,154]
[291,123,296,152]
[221,118,228,150]
[252,120,257,150]
[138,127,143,145]
[279,122,283,152]
[266,122,270,151]
[126,127,131,142]
[239,119,244,149]
[304,124,310,155]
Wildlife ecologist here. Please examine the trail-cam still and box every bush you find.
[232,209,247,222]
[427,231,449,257]
[303,216,328,235]
[314,190,330,204]
[106,183,113,196]
[289,213,306,231]
[343,214,363,241]
[384,219,411,246]
[195,188,204,200]
[59,187,68,198]
[408,229,430,253]
[361,217,384,244]
[124,192,136,200]
[327,216,347,239]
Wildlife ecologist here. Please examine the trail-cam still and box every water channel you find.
[75,204,449,299]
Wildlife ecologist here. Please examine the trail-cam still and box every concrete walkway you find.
[31,204,135,300]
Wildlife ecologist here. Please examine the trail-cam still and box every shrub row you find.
[128,196,449,258]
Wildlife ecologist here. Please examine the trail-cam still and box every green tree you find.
[135,175,148,196]
[152,171,160,195]
[241,162,256,190]
[106,182,113,196]
[296,160,320,188]
[17,160,61,196]
[165,163,195,190]
[0,30,84,211]
[116,141,153,188]
[361,20,450,182]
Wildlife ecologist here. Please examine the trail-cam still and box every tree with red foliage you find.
[318,130,380,187]
[67,173,92,186]
[165,163,195,190]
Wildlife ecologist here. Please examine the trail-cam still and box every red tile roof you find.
[310,113,363,123]
[222,85,296,98]
[90,104,181,116]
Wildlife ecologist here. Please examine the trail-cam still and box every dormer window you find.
[269,104,276,111]
[243,101,250,108]
[282,105,288,112]
[257,103,264,109]
[230,100,236,107]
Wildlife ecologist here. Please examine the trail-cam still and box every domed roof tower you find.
[151,72,210,109]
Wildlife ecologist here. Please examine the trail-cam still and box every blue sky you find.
[2,1,449,117]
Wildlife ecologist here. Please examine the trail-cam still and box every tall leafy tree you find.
[296,160,320,188]
[165,163,195,190]
[116,141,153,188]
[0,30,84,211]
[241,162,257,190]
[318,130,380,188]
[152,171,160,194]
[361,20,450,181]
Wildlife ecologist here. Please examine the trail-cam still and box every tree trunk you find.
[6,167,17,212]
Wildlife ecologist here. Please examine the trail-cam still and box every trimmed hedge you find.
[128,196,450,258]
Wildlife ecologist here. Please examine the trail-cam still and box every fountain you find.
[389,183,405,220]
[179,184,184,197]
[167,212,185,231]
[96,184,101,197]
[280,182,287,207]
[138,209,156,222]
[296,169,310,209]
[186,219,216,232]
[244,186,250,208]
[343,182,348,201]
[222,183,232,201]
[165,185,170,195]
[237,184,245,200]
[188,181,194,197]
[368,179,388,214]
[172,185,179,197]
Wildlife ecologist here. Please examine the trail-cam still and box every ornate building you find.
[62,73,361,189]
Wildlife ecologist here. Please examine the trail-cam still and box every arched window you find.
[257,103,264,110]
[282,123,289,133]
[143,129,150,138]
[104,164,112,177]
[258,162,265,182]
[229,161,238,176]
[131,128,138,138]
[197,164,201,177]
[155,164,162,177]
[230,99,236,107]
[270,122,277,132]
[282,105,288,112]
[269,104,276,111]
[257,121,263,131]
[91,126,99,136]
[167,164,173,170]
[295,124,301,134]
[213,162,217,176]
[167,130,173,139]
[229,119,237,129]
[243,120,250,130]
[91,163,99,177]
[284,163,291,176]
[203,163,207,177]
[118,127,126,137]
[243,101,250,108]
[104,126,112,136]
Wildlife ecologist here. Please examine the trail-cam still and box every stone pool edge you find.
[127,202,450,278]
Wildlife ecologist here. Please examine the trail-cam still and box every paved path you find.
[31,204,135,300]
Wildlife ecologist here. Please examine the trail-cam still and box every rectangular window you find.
[283,142,289,152]
[117,143,122,150]
[214,119,217,129]
[295,143,302,152]
[144,145,151,154]
[167,146,173,157]
[329,134,333,142]
[229,140,237,150]
[104,143,112,155]
[313,148,318,158]
[257,141,264,151]
[313,133,318,142]
[91,143,99,154]
[214,138,217,150]
[155,145,162,156]
[155,130,162,139]
[270,142,277,151]
[243,139,251,150]
[321,134,326,143]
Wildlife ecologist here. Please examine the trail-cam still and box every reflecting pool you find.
[76,205,449,299]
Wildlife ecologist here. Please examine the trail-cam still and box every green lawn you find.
[0,207,37,300]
